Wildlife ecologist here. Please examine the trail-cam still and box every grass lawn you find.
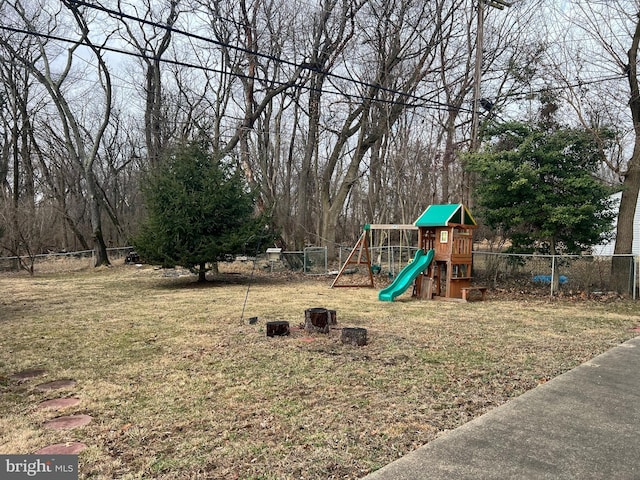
[1,261,639,479]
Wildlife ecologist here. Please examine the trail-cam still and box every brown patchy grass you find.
[1,261,639,479]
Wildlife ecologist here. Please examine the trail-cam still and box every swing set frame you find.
[330,224,418,288]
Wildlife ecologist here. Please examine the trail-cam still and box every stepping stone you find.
[43,414,92,430]
[35,379,76,392]
[10,369,47,382]
[37,398,81,410]
[34,442,87,455]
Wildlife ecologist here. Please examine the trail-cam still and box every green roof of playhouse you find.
[413,203,477,227]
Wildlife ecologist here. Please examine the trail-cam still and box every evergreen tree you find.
[134,143,272,281]
[466,122,617,255]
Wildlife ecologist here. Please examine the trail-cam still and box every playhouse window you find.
[452,264,469,278]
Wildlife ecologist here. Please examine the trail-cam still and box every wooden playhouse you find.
[413,203,479,300]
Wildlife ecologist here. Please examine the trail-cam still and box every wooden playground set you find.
[331,204,486,302]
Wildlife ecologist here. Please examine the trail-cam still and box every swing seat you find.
[371,264,382,274]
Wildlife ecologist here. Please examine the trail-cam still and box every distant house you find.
[592,191,640,256]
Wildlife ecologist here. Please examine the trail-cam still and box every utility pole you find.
[470,0,485,154]
[465,0,512,205]
[471,0,512,152]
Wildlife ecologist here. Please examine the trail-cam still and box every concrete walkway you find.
[363,337,640,480]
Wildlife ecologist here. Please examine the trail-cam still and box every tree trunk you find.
[304,307,330,334]
[612,14,640,294]
[144,62,164,168]
[612,167,640,294]
[86,159,111,268]
[341,327,367,346]
[266,321,290,337]
[297,79,322,249]
[198,262,207,282]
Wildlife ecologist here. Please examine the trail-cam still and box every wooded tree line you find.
[1,0,639,277]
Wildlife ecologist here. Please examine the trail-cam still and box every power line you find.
[1,17,630,116]
[64,0,469,113]
[0,25,289,86]
[0,25,443,110]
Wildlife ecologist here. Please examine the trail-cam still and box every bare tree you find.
[0,0,114,265]
[615,10,640,291]
[312,0,463,258]
[197,0,306,215]
[544,1,640,293]
[113,0,181,168]
[0,4,54,270]
[0,0,571,268]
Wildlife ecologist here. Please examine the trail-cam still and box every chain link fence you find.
[2,245,638,298]
[472,252,638,298]
[0,245,313,277]
[276,247,328,275]
[0,247,135,274]
[334,244,639,298]
[0,246,332,276]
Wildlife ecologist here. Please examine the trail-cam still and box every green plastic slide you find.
[378,249,435,302]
